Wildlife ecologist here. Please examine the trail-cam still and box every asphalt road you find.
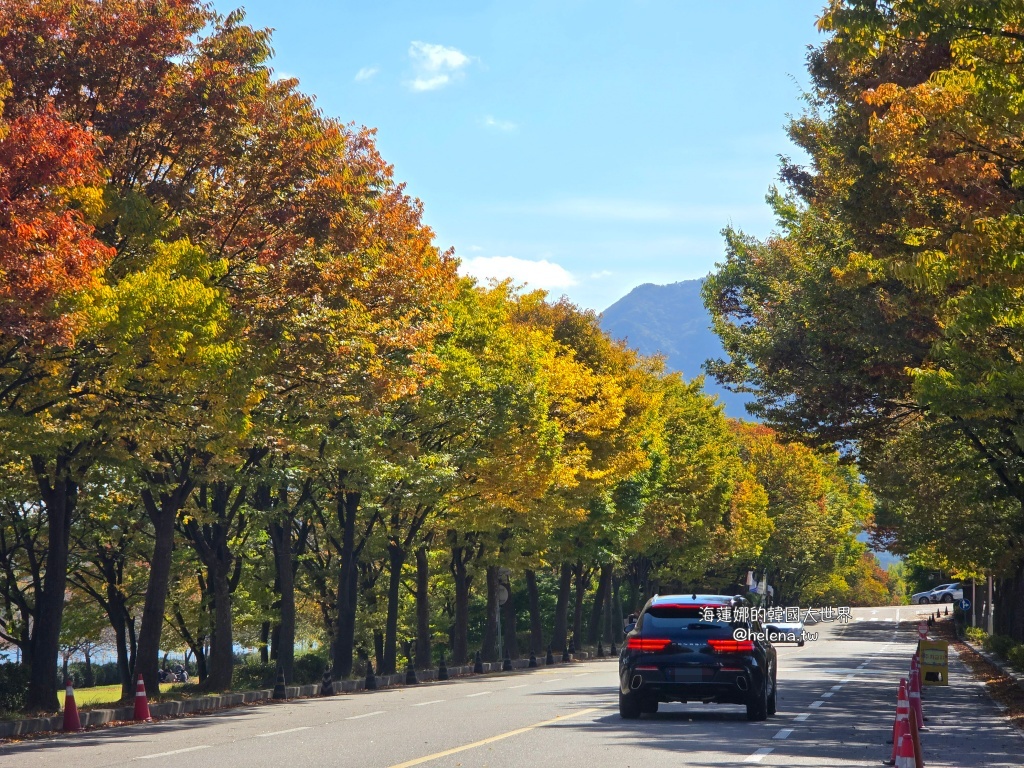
[3,606,1022,767]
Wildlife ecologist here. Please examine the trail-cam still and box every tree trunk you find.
[481,565,499,661]
[572,561,586,647]
[180,482,245,692]
[415,546,431,669]
[260,621,270,664]
[137,477,194,696]
[1009,561,1024,642]
[127,616,138,682]
[607,572,619,642]
[269,520,295,683]
[173,604,208,684]
[587,564,612,644]
[105,586,134,701]
[382,543,406,674]
[450,546,471,664]
[26,458,76,712]
[270,622,280,661]
[373,630,385,672]
[205,560,234,690]
[552,563,572,651]
[525,570,543,654]
[502,579,518,658]
[333,489,361,679]
[84,649,94,687]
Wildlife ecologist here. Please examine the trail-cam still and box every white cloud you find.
[408,41,472,91]
[590,270,614,279]
[482,115,517,132]
[459,256,577,289]
[411,75,451,92]
[354,66,379,82]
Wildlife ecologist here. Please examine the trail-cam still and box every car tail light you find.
[626,637,671,652]
[708,639,755,653]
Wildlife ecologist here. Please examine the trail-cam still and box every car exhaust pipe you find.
[736,677,749,692]
[630,675,643,690]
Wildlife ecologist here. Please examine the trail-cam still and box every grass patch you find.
[58,682,183,709]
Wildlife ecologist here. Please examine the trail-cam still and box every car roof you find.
[649,594,738,607]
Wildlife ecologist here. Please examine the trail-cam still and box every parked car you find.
[910,583,962,604]
[911,585,946,605]
[929,583,963,603]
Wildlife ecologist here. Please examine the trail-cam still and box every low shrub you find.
[0,663,29,714]
[66,660,122,687]
[233,659,276,690]
[231,652,327,689]
[965,626,986,644]
[293,651,328,685]
[982,633,1016,659]
[1007,644,1024,672]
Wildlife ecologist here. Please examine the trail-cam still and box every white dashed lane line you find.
[259,727,311,737]
[821,692,834,698]
[830,685,843,691]
[346,710,385,720]
[773,728,794,740]
[466,691,492,698]
[412,699,445,707]
[809,700,824,708]
[136,746,210,759]
[744,748,774,763]
[793,713,810,722]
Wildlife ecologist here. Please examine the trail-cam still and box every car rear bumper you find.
[621,666,758,704]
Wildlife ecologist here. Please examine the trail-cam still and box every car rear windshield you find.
[642,605,735,631]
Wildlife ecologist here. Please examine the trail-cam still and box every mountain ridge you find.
[599,278,753,419]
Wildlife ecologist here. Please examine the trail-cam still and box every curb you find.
[964,641,1024,693]
[0,651,605,740]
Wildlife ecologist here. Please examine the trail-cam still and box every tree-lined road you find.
[3,607,1020,767]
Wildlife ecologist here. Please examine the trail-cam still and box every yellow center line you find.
[384,708,599,768]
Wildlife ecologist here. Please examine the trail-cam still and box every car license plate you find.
[671,668,702,682]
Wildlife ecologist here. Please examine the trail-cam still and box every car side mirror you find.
[623,622,635,635]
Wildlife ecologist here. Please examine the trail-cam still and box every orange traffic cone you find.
[909,659,924,730]
[894,705,918,768]
[133,674,152,722]
[62,679,82,732]
[889,679,910,765]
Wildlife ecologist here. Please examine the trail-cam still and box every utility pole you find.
[987,574,994,635]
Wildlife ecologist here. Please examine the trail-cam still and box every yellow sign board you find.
[919,639,949,686]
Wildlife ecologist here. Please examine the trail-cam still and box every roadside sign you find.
[920,639,949,685]
[960,598,971,612]
[917,621,928,639]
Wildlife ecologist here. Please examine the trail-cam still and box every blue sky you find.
[215,1,826,310]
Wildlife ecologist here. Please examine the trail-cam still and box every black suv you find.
[619,594,777,720]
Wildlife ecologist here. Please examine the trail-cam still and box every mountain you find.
[599,279,753,419]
